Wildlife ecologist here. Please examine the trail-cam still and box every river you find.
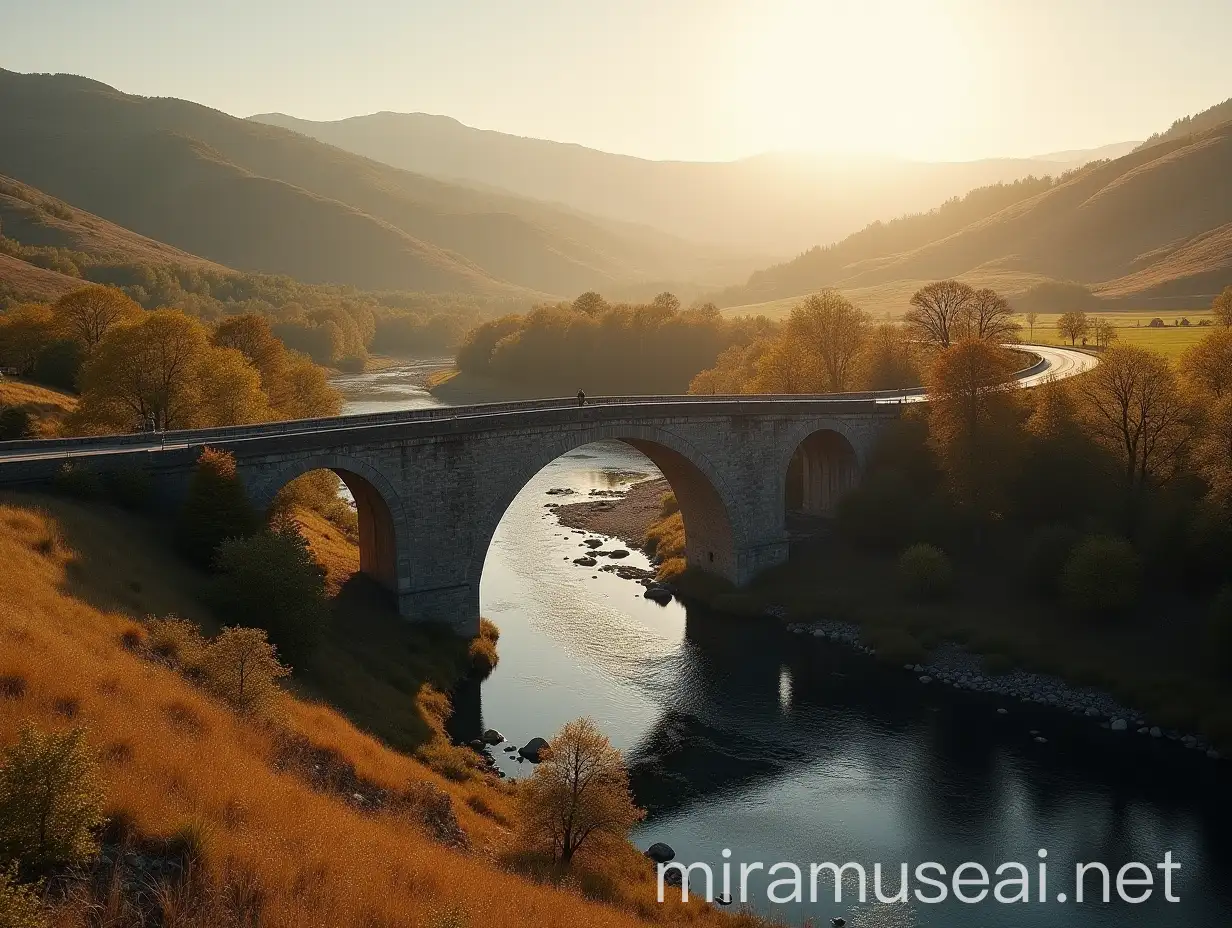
[336,360,1232,928]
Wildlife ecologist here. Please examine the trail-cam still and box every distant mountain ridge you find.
[1135,96,1232,153]
[717,121,1232,311]
[0,69,753,298]
[249,110,1131,256]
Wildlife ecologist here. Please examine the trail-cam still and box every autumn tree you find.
[201,626,291,714]
[1056,311,1089,346]
[1092,317,1118,350]
[571,292,608,316]
[905,280,976,349]
[1180,328,1232,399]
[1194,396,1232,508]
[957,288,1020,343]
[1025,311,1039,340]
[68,310,268,433]
[1213,285,1232,327]
[753,335,819,393]
[924,339,1022,516]
[856,322,919,390]
[0,304,58,375]
[518,718,644,867]
[786,290,869,392]
[1078,345,1194,508]
[52,286,141,351]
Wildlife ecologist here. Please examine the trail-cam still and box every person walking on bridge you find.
[577,389,586,407]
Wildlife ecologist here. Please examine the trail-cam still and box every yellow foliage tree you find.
[785,290,869,392]
[52,286,142,351]
[1078,345,1194,499]
[1180,328,1232,399]
[518,718,644,867]
[0,303,58,375]
[68,310,268,433]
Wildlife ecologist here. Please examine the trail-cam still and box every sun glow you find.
[722,0,975,158]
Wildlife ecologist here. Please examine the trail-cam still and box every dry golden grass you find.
[643,510,686,581]
[0,377,77,436]
[0,493,761,928]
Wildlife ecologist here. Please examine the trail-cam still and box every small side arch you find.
[244,452,409,594]
[775,418,867,520]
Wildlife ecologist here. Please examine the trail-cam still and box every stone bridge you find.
[0,395,903,634]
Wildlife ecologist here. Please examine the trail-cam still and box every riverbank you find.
[552,477,671,548]
[552,480,1232,760]
[428,368,562,404]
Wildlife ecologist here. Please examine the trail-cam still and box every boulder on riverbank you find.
[519,737,550,762]
[645,842,675,863]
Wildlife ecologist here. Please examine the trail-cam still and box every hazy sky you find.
[3,0,1229,162]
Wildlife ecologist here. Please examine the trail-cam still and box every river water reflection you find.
[337,363,1232,927]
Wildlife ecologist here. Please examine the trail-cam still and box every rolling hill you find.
[717,120,1232,314]
[0,69,749,298]
[251,109,1135,256]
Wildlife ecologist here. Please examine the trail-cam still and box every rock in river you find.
[519,737,550,763]
[608,549,631,559]
[583,538,603,548]
[644,586,673,604]
[482,729,505,745]
[645,842,675,863]
[573,556,598,567]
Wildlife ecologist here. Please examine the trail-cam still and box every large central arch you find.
[468,423,743,589]
[245,453,409,595]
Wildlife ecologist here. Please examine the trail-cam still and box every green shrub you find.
[1022,523,1080,597]
[837,471,917,551]
[0,409,34,442]
[1061,535,1141,618]
[212,522,329,664]
[178,448,259,567]
[0,863,45,928]
[0,725,106,874]
[897,544,954,602]
[52,462,101,500]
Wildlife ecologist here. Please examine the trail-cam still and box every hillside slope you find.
[252,110,1128,256]
[720,122,1232,310]
[0,70,740,297]
[0,492,754,928]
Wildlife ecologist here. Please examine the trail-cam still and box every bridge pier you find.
[399,583,481,637]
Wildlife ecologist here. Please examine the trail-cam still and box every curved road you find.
[0,344,1096,463]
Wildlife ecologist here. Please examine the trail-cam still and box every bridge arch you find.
[245,453,409,595]
[469,423,744,589]
[777,418,865,521]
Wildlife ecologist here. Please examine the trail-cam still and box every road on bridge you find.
[0,344,1096,463]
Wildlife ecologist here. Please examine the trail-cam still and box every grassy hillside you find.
[0,491,758,927]
[1135,95,1232,152]
[252,110,1126,257]
[0,69,742,298]
[1,174,226,273]
[0,377,76,435]
[718,122,1232,311]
